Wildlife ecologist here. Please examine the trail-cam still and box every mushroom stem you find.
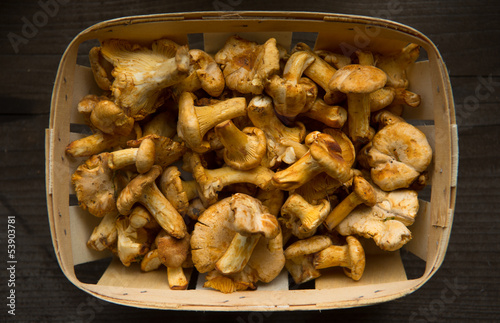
[87,211,118,251]
[177,92,247,153]
[293,43,345,105]
[139,183,187,239]
[215,233,261,274]
[167,267,189,290]
[117,166,187,239]
[209,166,275,191]
[323,176,376,231]
[65,130,136,158]
[272,151,322,190]
[107,148,138,169]
[183,180,199,201]
[272,132,353,191]
[347,92,371,144]
[313,245,349,268]
[313,236,365,281]
[300,99,347,128]
[216,120,250,148]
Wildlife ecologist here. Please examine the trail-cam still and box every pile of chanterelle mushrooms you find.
[67,35,432,293]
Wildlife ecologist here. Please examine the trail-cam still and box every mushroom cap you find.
[215,36,280,94]
[230,193,279,239]
[343,236,365,281]
[369,121,432,191]
[190,196,236,273]
[322,128,356,167]
[116,165,162,215]
[190,49,225,97]
[215,120,267,171]
[330,64,387,94]
[307,132,353,183]
[90,99,134,136]
[71,153,117,217]
[244,230,285,283]
[157,232,191,268]
[284,235,332,259]
[336,186,417,251]
[352,176,377,207]
[191,194,281,274]
[127,134,186,168]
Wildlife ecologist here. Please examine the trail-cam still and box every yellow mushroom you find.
[177,92,247,153]
[116,165,187,239]
[214,35,280,95]
[272,131,353,191]
[214,119,267,170]
[280,193,331,239]
[247,95,307,167]
[329,64,387,144]
[313,235,365,281]
[265,51,318,118]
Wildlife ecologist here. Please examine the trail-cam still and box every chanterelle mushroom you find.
[87,211,118,252]
[97,38,191,120]
[313,235,365,281]
[177,92,247,153]
[247,95,307,167]
[375,43,420,89]
[71,153,117,217]
[185,151,275,203]
[329,64,387,144]
[159,166,199,215]
[280,193,331,239]
[172,49,225,99]
[284,235,332,284]
[214,119,267,170]
[214,35,280,95]
[89,98,135,136]
[299,98,347,129]
[156,231,191,290]
[323,175,377,231]
[337,187,419,251]
[116,165,187,239]
[292,43,346,105]
[65,128,137,158]
[191,194,282,272]
[115,215,151,267]
[265,51,318,118]
[272,131,353,190]
[366,115,433,191]
[215,193,280,274]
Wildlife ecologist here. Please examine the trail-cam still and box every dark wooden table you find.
[1,1,499,322]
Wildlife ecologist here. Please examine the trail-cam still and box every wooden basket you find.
[45,11,458,311]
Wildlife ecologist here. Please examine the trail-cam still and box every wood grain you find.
[1,0,499,321]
